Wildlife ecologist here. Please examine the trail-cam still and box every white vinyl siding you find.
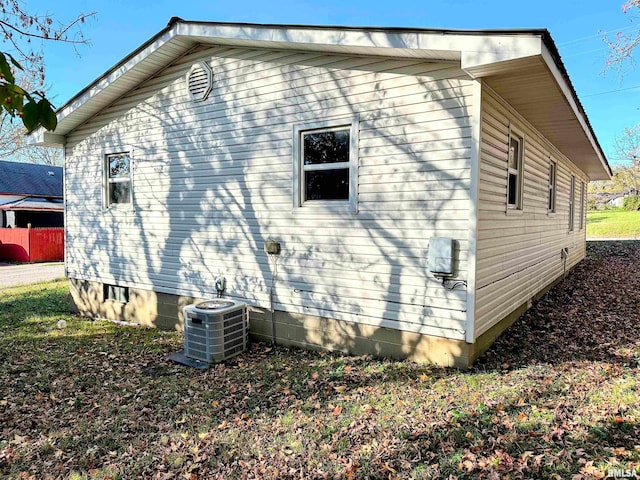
[475,86,588,338]
[64,47,474,341]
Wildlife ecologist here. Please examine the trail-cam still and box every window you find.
[104,284,129,303]
[507,131,524,209]
[569,175,575,231]
[580,181,586,230]
[105,152,132,206]
[293,118,358,212]
[548,160,557,213]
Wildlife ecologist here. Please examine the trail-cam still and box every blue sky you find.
[30,0,640,166]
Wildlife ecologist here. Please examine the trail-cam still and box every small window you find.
[293,118,358,212]
[105,152,132,206]
[104,284,129,303]
[580,181,586,230]
[548,160,557,213]
[507,131,524,209]
[569,175,575,231]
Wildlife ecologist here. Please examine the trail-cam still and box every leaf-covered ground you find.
[1,241,639,479]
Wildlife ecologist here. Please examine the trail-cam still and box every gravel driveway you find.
[0,262,65,289]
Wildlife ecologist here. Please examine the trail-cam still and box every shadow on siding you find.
[66,35,497,365]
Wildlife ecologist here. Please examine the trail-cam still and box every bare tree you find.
[0,69,62,164]
[604,1,640,72]
[0,2,96,132]
[0,3,95,162]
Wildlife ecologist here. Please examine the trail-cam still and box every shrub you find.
[622,195,640,211]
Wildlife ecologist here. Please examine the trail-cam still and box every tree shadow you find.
[64,40,474,364]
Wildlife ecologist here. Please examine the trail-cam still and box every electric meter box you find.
[428,237,454,276]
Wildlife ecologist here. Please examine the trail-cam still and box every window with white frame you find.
[569,175,575,231]
[507,130,524,209]
[105,152,132,206]
[580,181,586,230]
[548,160,557,213]
[293,119,358,211]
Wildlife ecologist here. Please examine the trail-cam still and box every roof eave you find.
[539,34,612,179]
[27,19,610,179]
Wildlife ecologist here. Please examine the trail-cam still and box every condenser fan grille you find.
[196,300,235,310]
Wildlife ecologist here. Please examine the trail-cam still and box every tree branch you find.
[0,13,95,44]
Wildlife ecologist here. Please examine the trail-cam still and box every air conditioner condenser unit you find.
[182,299,248,363]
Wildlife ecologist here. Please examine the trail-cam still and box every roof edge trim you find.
[25,18,611,180]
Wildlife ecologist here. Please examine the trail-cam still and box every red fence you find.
[0,227,64,263]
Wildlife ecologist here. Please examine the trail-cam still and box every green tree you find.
[613,124,640,194]
[0,70,62,164]
[0,2,95,132]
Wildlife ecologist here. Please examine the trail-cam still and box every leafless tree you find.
[0,69,63,165]
[0,2,96,132]
[0,1,95,86]
[604,1,640,72]
[0,2,95,159]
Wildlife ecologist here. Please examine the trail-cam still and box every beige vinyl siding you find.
[64,46,474,341]
[474,86,587,338]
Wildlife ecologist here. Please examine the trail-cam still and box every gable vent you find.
[187,62,213,102]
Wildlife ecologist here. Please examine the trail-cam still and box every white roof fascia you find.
[28,24,544,146]
[176,22,543,61]
[24,20,609,179]
[27,26,181,145]
[460,37,542,77]
[27,131,65,147]
[57,28,179,126]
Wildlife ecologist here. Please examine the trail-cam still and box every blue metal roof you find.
[0,160,63,197]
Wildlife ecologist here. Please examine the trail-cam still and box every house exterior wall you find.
[474,85,588,338]
[64,46,476,347]
[0,196,20,228]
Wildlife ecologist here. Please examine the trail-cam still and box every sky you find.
[26,0,640,167]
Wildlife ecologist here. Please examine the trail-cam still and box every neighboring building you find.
[0,161,63,228]
[608,195,625,208]
[29,20,611,367]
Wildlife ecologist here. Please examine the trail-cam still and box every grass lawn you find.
[1,242,639,479]
[587,209,640,238]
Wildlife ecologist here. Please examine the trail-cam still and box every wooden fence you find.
[0,227,64,263]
